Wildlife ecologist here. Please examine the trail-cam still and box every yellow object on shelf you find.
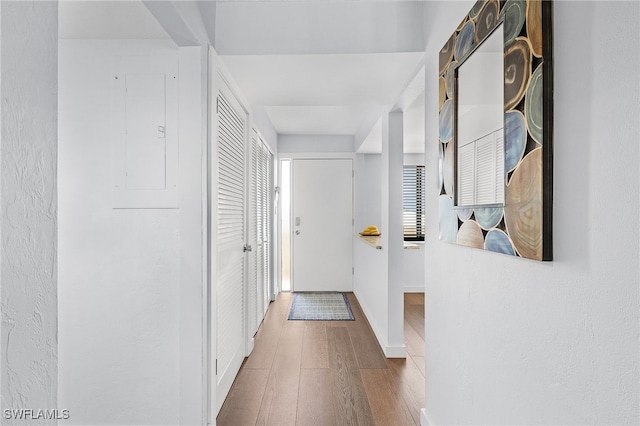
[360,225,380,236]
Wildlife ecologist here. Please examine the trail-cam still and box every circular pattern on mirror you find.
[525,63,544,145]
[504,38,532,111]
[445,61,457,99]
[438,142,444,191]
[526,0,543,57]
[484,229,516,255]
[475,207,504,230]
[469,1,486,19]
[443,141,455,196]
[439,34,455,76]
[456,220,484,249]
[439,195,459,243]
[439,99,454,143]
[502,0,526,47]
[504,110,527,172]
[457,207,474,222]
[475,0,500,44]
[504,148,543,260]
[455,20,475,62]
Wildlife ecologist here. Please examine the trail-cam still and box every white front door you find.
[291,159,353,292]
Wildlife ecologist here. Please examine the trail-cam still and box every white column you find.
[178,46,208,426]
[0,0,58,419]
[381,110,406,357]
[387,110,406,356]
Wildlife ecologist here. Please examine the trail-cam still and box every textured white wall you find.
[58,40,181,425]
[0,1,59,419]
[423,1,640,424]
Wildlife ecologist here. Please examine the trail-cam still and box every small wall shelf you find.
[356,234,383,250]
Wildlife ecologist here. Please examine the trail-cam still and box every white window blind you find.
[456,128,504,207]
[403,165,425,241]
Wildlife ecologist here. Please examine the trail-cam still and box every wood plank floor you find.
[217,292,425,426]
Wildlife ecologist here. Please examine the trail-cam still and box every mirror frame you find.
[438,0,554,261]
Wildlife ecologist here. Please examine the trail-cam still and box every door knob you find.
[295,230,300,235]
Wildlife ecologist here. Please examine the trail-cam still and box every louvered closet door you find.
[215,87,246,412]
[247,131,259,338]
[260,140,273,317]
[255,136,264,331]
[247,131,273,336]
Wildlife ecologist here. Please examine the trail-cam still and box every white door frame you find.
[207,46,254,422]
[276,153,356,295]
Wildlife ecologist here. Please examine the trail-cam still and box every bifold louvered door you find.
[258,136,273,319]
[214,85,246,412]
[247,130,273,337]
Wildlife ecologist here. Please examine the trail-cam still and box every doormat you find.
[288,292,355,321]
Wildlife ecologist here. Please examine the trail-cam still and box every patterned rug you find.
[288,292,355,321]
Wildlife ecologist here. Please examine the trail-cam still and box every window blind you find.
[403,165,425,241]
[456,128,504,206]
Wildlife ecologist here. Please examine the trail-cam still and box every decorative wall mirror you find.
[438,0,553,261]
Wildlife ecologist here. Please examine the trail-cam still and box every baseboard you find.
[246,336,255,356]
[353,290,406,359]
[420,408,430,426]
[404,286,425,293]
[384,344,407,358]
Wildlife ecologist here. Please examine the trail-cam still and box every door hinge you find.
[215,359,218,375]
[352,267,354,275]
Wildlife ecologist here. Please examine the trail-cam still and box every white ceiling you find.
[220,53,424,136]
[58,1,426,140]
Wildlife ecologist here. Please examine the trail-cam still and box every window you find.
[403,165,425,241]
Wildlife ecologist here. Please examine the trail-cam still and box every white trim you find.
[177,45,208,426]
[353,289,407,359]
[278,151,356,160]
[205,45,215,426]
[420,408,431,426]
[384,344,407,358]
[404,286,425,293]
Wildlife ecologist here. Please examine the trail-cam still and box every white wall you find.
[423,1,640,424]
[278,134,354,153]
[0,1,58,414]
[252,106,278,155]
[354,113,406,358]
[58,40,185,425]
[403,248,424,292]
[353,153,388,354]
[355,154,382,232]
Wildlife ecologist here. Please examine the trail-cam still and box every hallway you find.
[217,293,425,425]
